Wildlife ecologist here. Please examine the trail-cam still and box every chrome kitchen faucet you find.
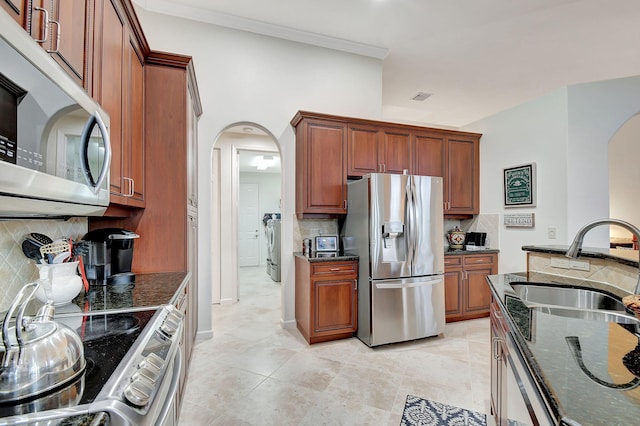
[566,218,640,294]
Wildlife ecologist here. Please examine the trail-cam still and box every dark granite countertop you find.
[20,272,188,317]
[70,271,188,312]
[522,244,639,269]
[487,272,640,426]
[445,248,500,255]
[294,251,359,262]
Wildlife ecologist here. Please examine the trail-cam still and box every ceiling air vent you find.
[411,92,432,101]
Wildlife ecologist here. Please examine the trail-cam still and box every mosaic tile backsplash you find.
[0,218,87,311]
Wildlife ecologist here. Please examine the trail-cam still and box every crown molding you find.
[132,0,388,60]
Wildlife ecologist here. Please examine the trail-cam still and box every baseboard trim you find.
[280,318,296,329]
[196,330,214,341]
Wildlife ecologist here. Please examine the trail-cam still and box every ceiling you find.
[136,0,640,127]
[238,150,281,174]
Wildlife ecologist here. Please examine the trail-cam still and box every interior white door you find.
[239,183,260,266]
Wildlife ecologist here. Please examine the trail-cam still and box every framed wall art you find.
[503,163,536,208]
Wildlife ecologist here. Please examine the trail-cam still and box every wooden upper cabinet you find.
[28,0,92,89]
[293,113,347,218]
[380,128,411,174]
[413,130,479,215]
[93,0,146,209]
[413,131,445,177]
[95,0,124,203]
[123,28,144,207]
[347,124,411,177]
[445,135,479,215]
[347,124,379,177]
[293,111,481,217]
[2,0,26,26]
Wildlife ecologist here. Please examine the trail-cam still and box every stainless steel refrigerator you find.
[342,173,445,347]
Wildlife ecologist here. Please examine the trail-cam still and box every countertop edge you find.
[522,245,638,268]
[293,252,359,262]
[445,248,500,255]
[486,273,564,425]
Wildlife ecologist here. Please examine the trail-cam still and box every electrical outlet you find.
[550,258,569,269]
[548,227,557,239]
[569,260,590,272]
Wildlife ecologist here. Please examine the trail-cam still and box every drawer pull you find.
[330,268,340,271]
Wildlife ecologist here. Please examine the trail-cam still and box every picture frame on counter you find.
[504,162,536,207]
[315,235,338,252]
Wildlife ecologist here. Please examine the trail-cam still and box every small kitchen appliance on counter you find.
[464,232,487,250]
[80,228,139,285]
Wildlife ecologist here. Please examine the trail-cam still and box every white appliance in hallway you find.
[342,173,445,347]
[266,217,281,282]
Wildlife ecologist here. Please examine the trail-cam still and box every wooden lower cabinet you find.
[444,253,497,322]
[295,257,358,344]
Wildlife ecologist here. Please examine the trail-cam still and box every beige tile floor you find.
[178,266,493,425]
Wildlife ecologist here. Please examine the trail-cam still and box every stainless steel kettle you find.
[0,282,86,403]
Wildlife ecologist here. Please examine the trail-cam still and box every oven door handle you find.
[155,347,183,426]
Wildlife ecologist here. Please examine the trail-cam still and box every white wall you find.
[134,8,383,333]
[566,76,640,245]
[609,114,640,238]
[463,89,570,273]
[465,75,640,273]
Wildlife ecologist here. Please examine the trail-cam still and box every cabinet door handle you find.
[46,19,61,53]
[33,6,49,43]
[354,279,358,291]
[492,337,503,361]
[123,177,134,197]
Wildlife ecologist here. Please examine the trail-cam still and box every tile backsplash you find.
[293,217,338,252]
[295,213,501,253]
[445,214,500,249]
[0,218,87,311]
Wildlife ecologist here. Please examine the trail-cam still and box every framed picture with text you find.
[503,163,536,208]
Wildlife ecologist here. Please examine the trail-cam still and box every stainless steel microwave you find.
[0,11,110,218]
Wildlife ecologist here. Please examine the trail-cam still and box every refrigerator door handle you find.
[374,277,444,289]
[406,177,415,268]
[410,176,420,264]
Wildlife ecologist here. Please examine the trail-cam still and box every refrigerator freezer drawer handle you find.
[375,279,443,289]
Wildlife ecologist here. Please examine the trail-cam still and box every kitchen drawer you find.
[312,262,357,276]
[444,256,463,267]
[463,255,495,266]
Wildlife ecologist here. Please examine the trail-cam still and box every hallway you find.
[178,266,492,425]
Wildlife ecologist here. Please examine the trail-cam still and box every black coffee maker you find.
[80,228,139,285]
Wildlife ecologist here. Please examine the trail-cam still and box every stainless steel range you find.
[0,284,184,426]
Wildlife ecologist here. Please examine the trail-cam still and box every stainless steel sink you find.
[509,282,640,325]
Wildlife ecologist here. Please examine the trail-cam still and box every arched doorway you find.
[210,122,282,305]
[609,113,640,247]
